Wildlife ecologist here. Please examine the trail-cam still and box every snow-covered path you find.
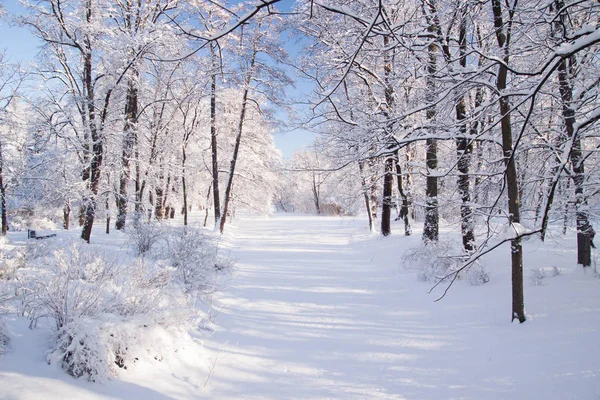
[205,216,414,399]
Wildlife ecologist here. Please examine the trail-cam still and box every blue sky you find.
[0,0,41,62]
[0,0,315,158]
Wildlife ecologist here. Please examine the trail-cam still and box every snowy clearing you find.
[1,215,599,399]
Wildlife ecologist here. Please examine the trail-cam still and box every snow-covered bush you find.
[0,246,25,281]
[16,240,194,381]
[127,218,164,256]
[403,240,488,285]
[403,240,462,282]
[530,268,547,286]
[49,317,113,381]
[529,266,560,286]
[47,315,183,382]
[18,241,121,329]
[25,236,60,261]
[0,286,10,356]
[0,322,8,356]
[163,227,234,296]
[9,212,59,232]
[466,263,490,286]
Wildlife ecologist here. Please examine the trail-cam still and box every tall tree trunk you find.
[182,145,188,226]
[395,150,411,236]
[203,184,212,227]
[219,31,260,234]
[63,200,70,230]
[381,156,394,236]
[0,141,7,236]
[210,44,221,227]
[81,54,103,243]
[312,173,321,215]
[134,127,142,214]
[558,56,592,266]
[162,174,171,218]
[105,198,110,234]
[492,0,525,323]
[405,145,415,220]
[219,83,251,232]
[562,179,570,235]
[79,205,86,227]
[455,13,475,252]
[116,78,138,230]
[155,173,171,220]
[423,7,439,243]
[369,159,379,225]
[154,170,166,220]
[359,161,374,232]
[381,35,396,236]
[81,2,104,243]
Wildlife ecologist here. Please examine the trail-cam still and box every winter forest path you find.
[205,215,417,399]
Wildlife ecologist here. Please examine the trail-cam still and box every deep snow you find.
[1,215,599,399]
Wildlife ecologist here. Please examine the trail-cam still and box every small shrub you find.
[49,318,113,381]
[127,219,164,256]
[17,240,193,379]
[0,322,8,356]
[0,286,10,356]
[403,239,488,285]
[466,263,490,286]
[18,241,121,329]
[403,240,462,282]
[164,227,234,296]
[530,266,560,286]
[25,237,60,261]
[0,247,26,280]
[47,314,185,382]
[530,268,546,286]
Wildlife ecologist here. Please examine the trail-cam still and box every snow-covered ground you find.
[1,215,599,399]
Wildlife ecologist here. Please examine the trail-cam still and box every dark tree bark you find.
[492,0,525,323]
[78,205,86,227]
[116,78,138,230]
[312,173,321,215]
[369,175,379,226]
[394,150,411,236]
[381,156,394,236]
[154,171,171,220]
[182,146,188,226]
[559,58,593,266]
[359,161,374,232]
[562,179,570,236]
[63,201,70,230]
[219,29,260,234]
[549,0,593,265]
[380,35,396,237]
[80,42,104,243]
[0,140,7,236]
[203,183,212,227]
[423,137,439,243]
[210,44,221,227]
[423,3,439,243]
[455,12,475,252]
[105,198,110,234]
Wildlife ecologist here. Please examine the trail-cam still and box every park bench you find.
[27,229,57,240]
